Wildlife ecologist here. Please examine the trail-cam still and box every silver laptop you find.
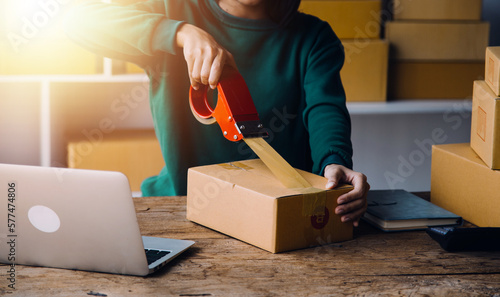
[0,163,194,276]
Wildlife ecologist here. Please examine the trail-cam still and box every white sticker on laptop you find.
[28,205,61,233]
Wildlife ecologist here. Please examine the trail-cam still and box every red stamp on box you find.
[310,207,329,229]
[477,106,487,142]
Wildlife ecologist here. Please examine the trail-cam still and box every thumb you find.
[324,165,344,190]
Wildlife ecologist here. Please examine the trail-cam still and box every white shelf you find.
[0,73,148,83]
[347,99,472,115]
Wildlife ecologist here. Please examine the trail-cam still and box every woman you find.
[65,0,369,226]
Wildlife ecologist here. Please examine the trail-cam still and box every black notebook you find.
[363,190,462,232]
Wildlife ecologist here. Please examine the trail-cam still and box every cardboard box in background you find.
[67,129,164,192]
[470,80,500,169]
[385,21,490,61]
[299,0,382,39]
[392,0,483,21]
[127,62,145,74]
[341,39,388,102]
[388,62,484,100]
[486,47,500,96]
[431,143,500,227]
[186,159,353,253]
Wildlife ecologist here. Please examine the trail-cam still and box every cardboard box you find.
[486,47,500,96]
[393,0,483,21]
[299,0,382,39]
[388,61,484,99]
[186,159,353,253]
[385,21,490,61]
[341,39,388,102]
[470,80,500,169]
[431,143,500,227]
[67,129,164,192]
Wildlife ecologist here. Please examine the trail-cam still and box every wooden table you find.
[2,196,500,296]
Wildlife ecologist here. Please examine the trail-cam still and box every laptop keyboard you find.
[145,249,171,265]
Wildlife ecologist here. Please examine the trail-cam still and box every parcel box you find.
[388,61,484,99]
[431,143,500,227]
[341,39,388,102]
[392,0,483,21]
[186,159,353,253]
[67,129,164,192]
[486,47,500,96]
[385,21,490,61]
[470,80,500,169]
[299,0,382,39]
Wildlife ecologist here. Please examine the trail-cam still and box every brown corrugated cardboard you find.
[393,0,483,21]
[486,47,500,96]
[388,62,484,99]
[431,143,500,227]
[299,0,382,39]
[67,130,164,192]
[341,39,388,102]
[470,80,500,169]
[186,159,353,253]
[385,21,490,61]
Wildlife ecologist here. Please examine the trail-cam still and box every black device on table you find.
[426,226,500,252]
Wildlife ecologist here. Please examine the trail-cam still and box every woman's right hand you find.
[176,23,237,90]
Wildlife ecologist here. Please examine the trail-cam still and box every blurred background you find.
[0,0,499,193]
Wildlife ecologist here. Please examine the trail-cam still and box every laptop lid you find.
[0,163,192,276]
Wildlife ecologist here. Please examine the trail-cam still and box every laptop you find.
[0,163,194,276]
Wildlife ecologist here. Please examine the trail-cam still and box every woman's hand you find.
[324,164,370,227]
[176,23,237,90]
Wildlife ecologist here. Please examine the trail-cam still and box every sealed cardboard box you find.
[431,143,500,227]
[341,39,388,102]
[388,61,484,99]
[393,0,483,21]
[486,47,500,96]
[299,0,382,39]
[470,80,500,169]
[385,21,490,61]
[186,159,353,253]
[67,129,164,192]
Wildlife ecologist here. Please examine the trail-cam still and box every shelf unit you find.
[0,71,473,192]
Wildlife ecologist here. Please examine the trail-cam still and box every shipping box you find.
[393,0,483,21]
[385,21,490,61]
[486,47,500,96]
[431,143,500,227]
[67,129,164,192]
[186,159,353,253]
[299,0,382,39]
[388,62,484,99]
[341,39,388,102]
[470,80,500,169]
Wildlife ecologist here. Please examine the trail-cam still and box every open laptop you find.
[0,163,194,276]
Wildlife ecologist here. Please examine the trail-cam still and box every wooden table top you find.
[2,196,500,296]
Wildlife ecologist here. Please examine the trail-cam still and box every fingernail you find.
[342,216,351,223]
[336,207,344,215]
[325,181,335,189]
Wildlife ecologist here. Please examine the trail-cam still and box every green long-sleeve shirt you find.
[65,0,353,196]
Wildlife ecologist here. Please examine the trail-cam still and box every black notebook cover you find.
[363,189,462,231]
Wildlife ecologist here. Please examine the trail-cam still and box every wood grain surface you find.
[2,196,500,296]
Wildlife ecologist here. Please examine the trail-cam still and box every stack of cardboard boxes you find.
[386,0,489,99]
[431,47,500,227]
[297,0,389,102]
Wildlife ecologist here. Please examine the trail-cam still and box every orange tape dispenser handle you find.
[189,67,268,142]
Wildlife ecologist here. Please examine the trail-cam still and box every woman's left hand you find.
[324,164,370,227]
